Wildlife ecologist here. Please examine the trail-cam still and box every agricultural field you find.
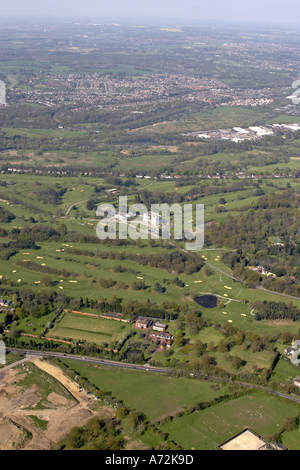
[159,392,300,450]
[59,359,231,422]
[51,312,133,346]
[56,359,300,450]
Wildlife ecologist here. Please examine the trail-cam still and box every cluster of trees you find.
[239,152,289,168]
[15,259,78,280]
[37,186,67,205]
[0,104,57,130]
[208,189,300,253]
[251,300,300,322]
[261,275,300,297]
[130,250,204,275]
[2,288,66,322]
[0,239,39,260]
[58,416,125,451]
[67,246,205,276]
[0,206,16,223]
[65,293,181,321]
[206,190,300,292]
[11,223,100,245]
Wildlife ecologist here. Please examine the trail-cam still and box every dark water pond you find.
[194,295,218,309]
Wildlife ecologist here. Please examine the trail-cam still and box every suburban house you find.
[149,330,173,348]
[285,340,300,366]
[0,299,14,307]
[152,321,167,331]
[293,376,300,388]
[135,317,152,329]
[284,346,297,356]
[272,237,284,247]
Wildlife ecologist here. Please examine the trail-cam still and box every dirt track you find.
[0,357,99,450]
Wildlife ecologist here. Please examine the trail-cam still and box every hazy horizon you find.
[1,0,300,27]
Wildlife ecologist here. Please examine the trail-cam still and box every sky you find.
[1,0,300,26]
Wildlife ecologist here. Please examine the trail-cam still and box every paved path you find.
[65,199,89,216]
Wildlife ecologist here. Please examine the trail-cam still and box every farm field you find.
[51,312,132,345]
[59,359,231,421]
[159,392,300,450]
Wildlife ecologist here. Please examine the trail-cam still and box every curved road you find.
[64,199,89,216]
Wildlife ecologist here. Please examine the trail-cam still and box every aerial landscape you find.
[1,0,300,455]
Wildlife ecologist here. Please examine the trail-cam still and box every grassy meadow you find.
[159,392,300,450]
[60,359,231,421]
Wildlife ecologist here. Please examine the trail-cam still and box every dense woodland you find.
[205,189,300,294]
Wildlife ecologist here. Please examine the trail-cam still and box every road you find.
[64,199,89,216]
[5,348,173,375]
[256,285,300,301]
[203,260,237,280]
[5,348,300,406]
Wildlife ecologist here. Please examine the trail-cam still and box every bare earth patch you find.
[264,319,293,326]
[0,357,99,449]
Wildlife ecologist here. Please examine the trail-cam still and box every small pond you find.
[194,295,218,309]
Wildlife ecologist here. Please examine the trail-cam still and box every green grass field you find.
[51,312,132,345]
[60,359,231,421]
[159,392,300,450]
